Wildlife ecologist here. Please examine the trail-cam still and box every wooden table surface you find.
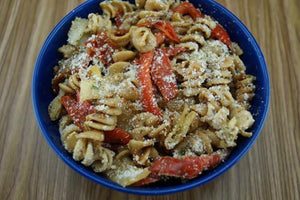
[0,0,299,199]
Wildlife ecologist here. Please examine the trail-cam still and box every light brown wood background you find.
[0,0,299,199]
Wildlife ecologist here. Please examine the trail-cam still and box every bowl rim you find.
[32,0,270,195]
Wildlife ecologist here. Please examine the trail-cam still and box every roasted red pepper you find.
[172,2,204,20]
[149,154,222,179]
[211,24,232,47]
[104,127,132,145]
[61,92,95,130]
[154,32,166,45]
[138,20,180,43]
[84,32,117,66]
[151,50,178,101]
[162,46,187,58]
[137,51,163,118]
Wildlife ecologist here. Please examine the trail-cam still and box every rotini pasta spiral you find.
[100,0,134,18]
[164,105,198,150]
[128,139,158,165]
[58,73,80,94]
[85,97,122,131]
[59,115,110,167]
[130,112,170,141]
[92,147,115,172]
[144,0,174,11]
[86,13,112,33]
[130,26,157,52]
[234,73,255,109]
[48,90,65,121]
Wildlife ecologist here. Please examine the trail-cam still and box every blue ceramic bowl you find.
[32,0,270,195]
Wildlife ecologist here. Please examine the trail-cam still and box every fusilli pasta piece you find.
[85,97,122,131]
[164,105,198,150]
[130,26,157,52]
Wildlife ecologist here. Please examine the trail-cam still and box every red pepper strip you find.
[149,154,222,179]
[138,20,180,43]
[131,174,161,186]
[61,93,95,130]
[172,2,204,20]
[115,8,123,28]
[211,24,232,47]
[154,32,166,45]
[84,32,117,66]
[151,50,178,101]
[137,51,163,118]
[162,46,187,58]
[104,127,132,145]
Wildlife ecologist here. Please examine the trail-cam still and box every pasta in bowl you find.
[32,0,270,195]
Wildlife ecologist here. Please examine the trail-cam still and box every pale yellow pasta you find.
[234,73,256,109]
[128,139,155,165]
[84,97,122,132]
[86,13,112,33]
[48,90,65,121]
[113,50,136,62]
[145,0,174,11]
[164,105,197,150]
[108,31,131,47]
[92,147,115,172]
[130,26,157,52]
[67,17,88,46]
[58,44,77,58]
[58,73,80,94]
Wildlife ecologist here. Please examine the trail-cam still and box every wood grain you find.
[0,0,299,199]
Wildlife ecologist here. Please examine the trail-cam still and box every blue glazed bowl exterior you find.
[32,0,270,195]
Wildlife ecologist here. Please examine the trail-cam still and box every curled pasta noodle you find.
[111,0,135,13]
[59,116,108,166]
[206,57,233,87]
[119,12,140,30]
[108,31,131,47]
[164,105,198,150]
[92,147,115,172]
[85,97,122,131]
[144,0,174,11]
[86,13,112,33]
[58,73,80,94]
[130,26,157,53]
[100,1,117,18]
[173,130,214,157]
[113,50,136,62]
[176,59,207,97]
[48,90,65,121]
[135,0,146,9]
[234,73,255,109]
[67,17,88,46]
[230,103,254,136]
[131,112,170,141]
[105,151,151,187]
[100,0,134,18]
[179,34,206,46]
[108,61,131,74]
[138,10,166,18]
[58,45,76,58]
[128,139,156,165]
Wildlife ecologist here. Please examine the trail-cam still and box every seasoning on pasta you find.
[48,0,256,187]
